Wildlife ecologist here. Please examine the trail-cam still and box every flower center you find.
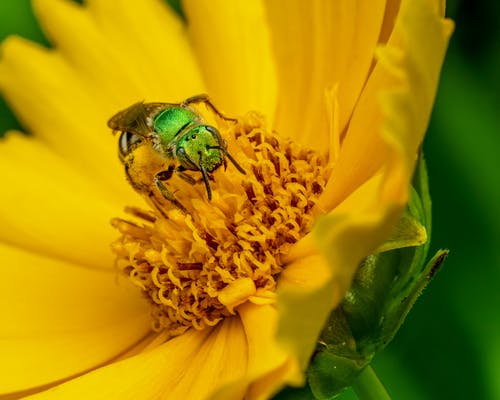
[111,112,331,337]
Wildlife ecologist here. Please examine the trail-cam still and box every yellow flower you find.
[0,0,452,398]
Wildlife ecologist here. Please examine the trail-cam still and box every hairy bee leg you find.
[182,94,238,123]
[154,169,189,214]
[154,176,189,214]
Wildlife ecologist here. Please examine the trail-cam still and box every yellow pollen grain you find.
[111,112,331,337]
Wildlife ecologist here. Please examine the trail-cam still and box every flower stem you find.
[352,365,392,400]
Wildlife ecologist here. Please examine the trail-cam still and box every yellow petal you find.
[0,242,150,394]
[239,304,300,399]
[0,37,133,199]
[266,0,387,152]
[32,0,141,97]
[24,318,247,400]
[184,0,277,121]
[276,255,340,370]
[379,0,402,44]
[0,133,126,268]
[314,187,403,295]
[318,0,453,212]
[32,0,203,101]
[209,304,300,400]
[85,0,205,100]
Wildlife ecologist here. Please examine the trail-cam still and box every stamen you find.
[111,112,331,337]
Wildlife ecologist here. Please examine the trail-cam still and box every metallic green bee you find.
[108,94,245,213]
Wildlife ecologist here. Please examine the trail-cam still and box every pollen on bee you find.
[111,112,331,337]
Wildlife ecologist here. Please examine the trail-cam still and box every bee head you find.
[176,125,225,173]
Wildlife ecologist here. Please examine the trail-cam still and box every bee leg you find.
[148,193,170,219]
[182,94,238,123]
[175,166,197,185]
[154,169,189,214]
[174,165,212,185]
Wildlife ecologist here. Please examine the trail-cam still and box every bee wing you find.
[107,102,178,137]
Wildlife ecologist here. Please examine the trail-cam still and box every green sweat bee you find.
[108,94,246,213]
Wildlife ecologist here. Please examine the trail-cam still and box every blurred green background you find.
[0,1,498,399]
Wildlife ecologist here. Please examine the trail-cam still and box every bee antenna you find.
[198,153,213,200]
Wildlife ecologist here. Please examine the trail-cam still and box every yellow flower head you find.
[110,106,333,336]
[0,0,452,399]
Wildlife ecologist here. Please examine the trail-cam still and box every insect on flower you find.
[108,94,246,213]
